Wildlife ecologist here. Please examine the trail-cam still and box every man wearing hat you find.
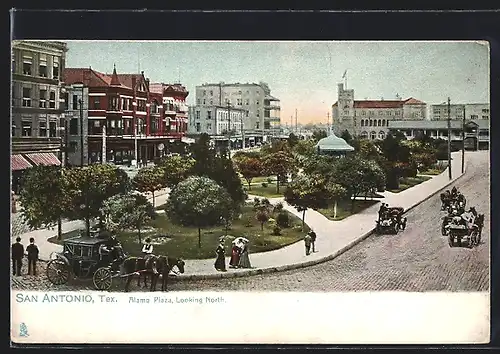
[11,237,24,276]
[308,230,317,253]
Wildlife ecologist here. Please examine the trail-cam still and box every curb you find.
[170,160,469,282]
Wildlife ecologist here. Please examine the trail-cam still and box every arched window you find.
[377,119,381,127]
[369,120,373,127]
[378,131,386,140]
[370,131,377,140]
[382,119,386,126]
[360,131,368,139]
[361,120,365,127]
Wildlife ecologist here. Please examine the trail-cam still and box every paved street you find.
[11,152,489,292]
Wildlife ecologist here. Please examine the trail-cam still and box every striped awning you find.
[25,152,61,166]
[11,154,33,171]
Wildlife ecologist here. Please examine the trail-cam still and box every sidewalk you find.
[12,151,478,280]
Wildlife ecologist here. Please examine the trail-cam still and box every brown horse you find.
[160,256,185,291]
[120,256,164,292]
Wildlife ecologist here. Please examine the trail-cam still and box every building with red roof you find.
[331,83,427,140]
[63,66,188,165]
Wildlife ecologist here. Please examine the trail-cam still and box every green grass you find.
[48,204,309,260]
[388,175,432,193]
[316,199,379,221]
[243,184,285,198]
[419,163,448,175]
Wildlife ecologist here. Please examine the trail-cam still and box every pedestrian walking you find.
[238,238,252,269]
[304,233,312,256]
[309,230,317,253]
[11,237,24,276]
[214,237,227,272]
[26,237,39,276]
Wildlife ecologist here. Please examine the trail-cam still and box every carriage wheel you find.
[448,234,454,247]
[392,224,398,234]
[441,222,447,236]
[93,267,113,291]
[46,260,70,285]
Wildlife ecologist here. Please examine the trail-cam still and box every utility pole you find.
[241,113,245,149]
[295,109,298,133]
[447,97,452,180]
[461,105,465,173]
[57,116,66,240]
[227,101,231,153]
[327,112,330,135]
[102,124,107,164]
[79,95,84,166]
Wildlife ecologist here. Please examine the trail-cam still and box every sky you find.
[65,41,490,124]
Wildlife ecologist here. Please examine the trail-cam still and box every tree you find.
[261,151,296,193]
[288,133,300,148]
[261,140,291,155]
[132,166,165,207]
[165,176,232,248]
[157,155,195,188]
[301,154,337,178]
[190,133,217,176]
[234,156,263,190]
[63,164,131,236]
[312,130,328,142]
[325,182,348,220]
[340,129,353,144]
[255,209,270,231]
[101,193,156,244]
[292,139,316,158]
[334,155,385,211]
[18,165,66,237]
[212,156,247,210]
[284,174,330,230]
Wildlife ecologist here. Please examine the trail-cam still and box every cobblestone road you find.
[11,156,489,292]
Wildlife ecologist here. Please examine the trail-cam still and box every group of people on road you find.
[214,236,252,271]
[11,237,39,277]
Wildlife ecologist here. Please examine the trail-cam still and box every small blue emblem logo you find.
[19,323,29,337]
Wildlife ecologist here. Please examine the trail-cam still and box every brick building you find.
[63,66,189,165]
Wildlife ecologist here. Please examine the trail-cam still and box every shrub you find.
[262,182,268,188]
[276,211,290,228]
[272,226,282,236]
[243,217,253,227]
[254,197,260,204]
[267,177,273,184]
[273,202,284,213]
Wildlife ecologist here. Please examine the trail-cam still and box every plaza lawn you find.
[419,162,448,176]
[388,175,432,193]
[241,176,286,198]
[48,204,308,260]
[316,199,379,221]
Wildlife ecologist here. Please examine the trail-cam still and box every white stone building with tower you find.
[331,83,427,140]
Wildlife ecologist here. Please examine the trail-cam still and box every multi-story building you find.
[149,82,189,138]
[63,66,188,165]
[430,103,490,121]
[11,40,68,192]
[194,81,281,136]
[331,83,427,140]
[61,83,89,166]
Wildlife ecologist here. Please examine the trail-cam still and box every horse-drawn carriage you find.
[445,213,485,248]
[375,206,407,234]
[46,234,185,291]
[440,188,466,211]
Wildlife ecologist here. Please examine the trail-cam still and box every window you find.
[482,115,488,119]
[73,95,78,110]
[369,120,373,127]
[238,90,242,95]
[12,56,16,74]
[361,120,365,127]
[203,90,206,96]
[63,92,69,110]
[369,111,374,116]
[12,85,16,107]
[23,56,32,75]
[382,119,386,126]
[12,125,16,137]
[69,119,78,135]
[197,99,200,104]
[343,110,349,115]
[377,120,381,127]
[237,99,242,105]
[470,114,478,119]
[94,97,100,109]
[361,110,366,116]
[245,99,249,105]
[256,111,260,118]
[482,109,489,114]
[39,89,47,108]
[395,110,400,115]
[39,54,47,77]
[256,100,260,105]
[206,123,212,130]
[360,131,368,139]
[39,121,47,137]
[49,91,56,108]
[388,111,392,116]
[203,99,206,105]
[53,57,59,79]
[378,131,386,139]
[210,100,213,105]
[370,131,377,140]
[196,111,200,119]
[49,121,57,137]
[209,90,213,96]
[69,141,78,153]
[22,88,31,107]
[196,122,201,132]
[22,121,32,136]
[379,111,384,116]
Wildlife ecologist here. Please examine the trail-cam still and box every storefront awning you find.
[11,154,33,171]
[25,152,61,166]
[181,137,195,144]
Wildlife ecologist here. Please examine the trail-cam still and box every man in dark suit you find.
[11,237,24,276]
[309,230,317,253]
[26,237,39,276]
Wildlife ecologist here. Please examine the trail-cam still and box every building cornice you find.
[12,40,68,55]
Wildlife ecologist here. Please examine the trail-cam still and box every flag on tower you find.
[342,69,347,79]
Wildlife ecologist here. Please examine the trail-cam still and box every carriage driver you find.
[142,238,158,274]
[99,234,125,262]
